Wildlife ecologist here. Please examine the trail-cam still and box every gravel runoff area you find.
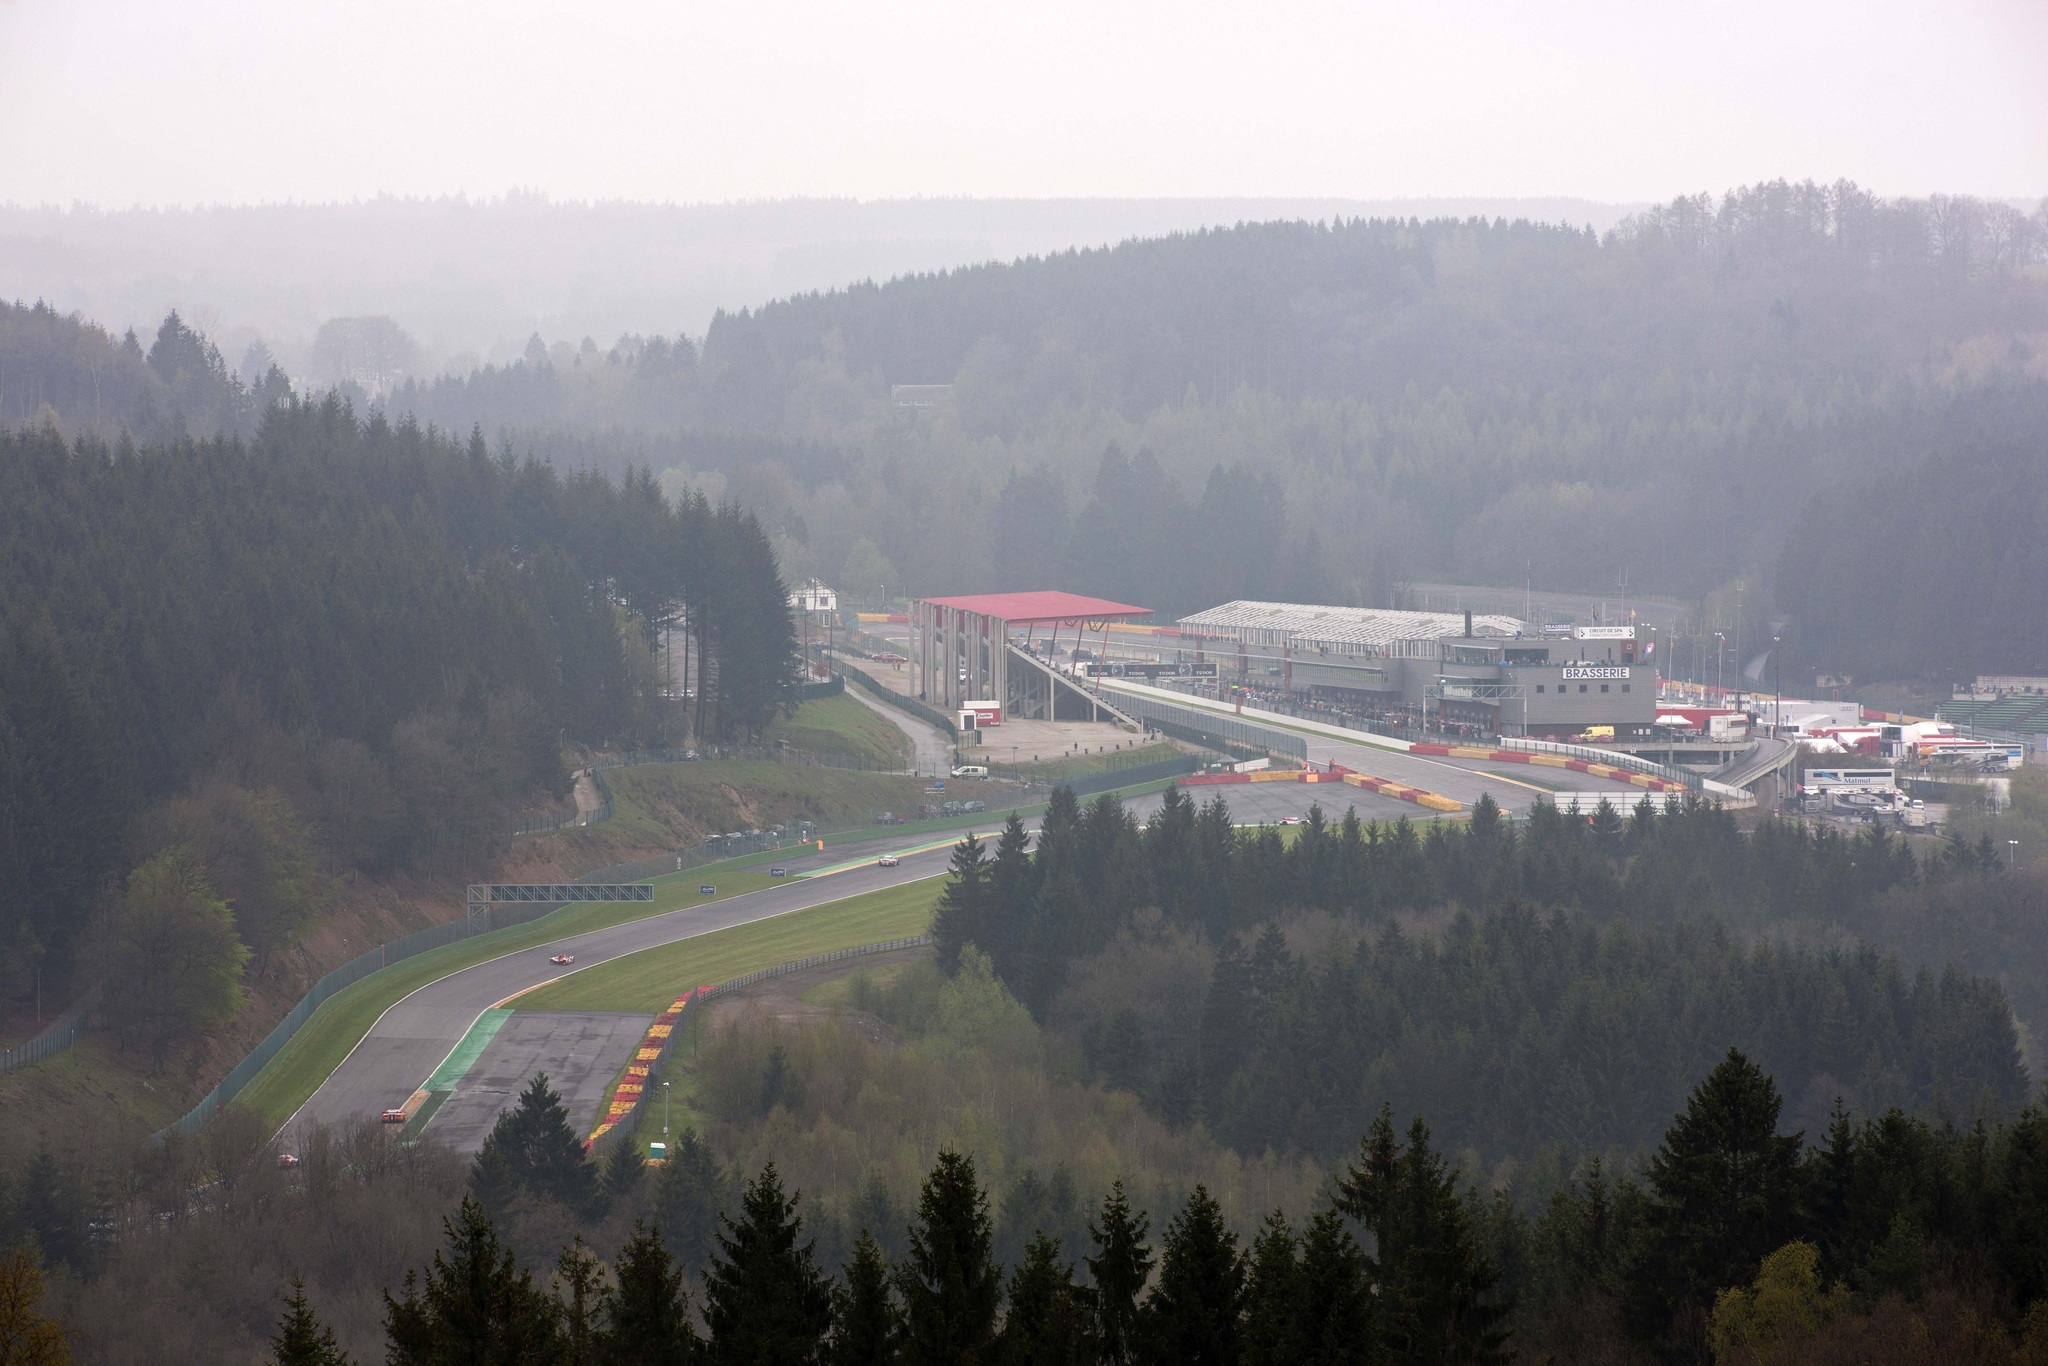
[423,1010,655,1154]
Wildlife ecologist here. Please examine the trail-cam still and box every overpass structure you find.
[912,590,1150,730]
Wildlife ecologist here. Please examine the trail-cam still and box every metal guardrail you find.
[1496,736,1705,789]
[1099,690,1309,761]
[585,934,934,1162]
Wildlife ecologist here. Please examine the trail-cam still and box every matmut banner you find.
[1079,661,1219,678]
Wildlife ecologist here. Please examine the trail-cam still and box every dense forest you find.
[1774,393,2048,680]
[0,402,797,1027]
[20,1031,2048,1362]
[12,184,2048,665]
[929,789,2036,1167]
[370,183,2048,619]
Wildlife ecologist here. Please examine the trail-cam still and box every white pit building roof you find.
[1177,600,1529,657]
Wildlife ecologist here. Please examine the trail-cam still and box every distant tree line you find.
[931,787,2034,1166]
[0,400,797,1021]
[1776,395,2048,680]
[21,182,2048,611]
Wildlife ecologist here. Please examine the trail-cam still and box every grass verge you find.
[763,694,912,767]
[233,870,781,1128]
[517,877,945,1014]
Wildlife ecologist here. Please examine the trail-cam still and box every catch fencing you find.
[0,982,103,1076]
[585,935,934,1163]
[837,661,959,738]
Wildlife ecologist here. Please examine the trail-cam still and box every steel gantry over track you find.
[466,883,655,921]
[911,589,1153,727]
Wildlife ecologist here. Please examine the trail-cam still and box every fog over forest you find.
[5,4,2048,1361]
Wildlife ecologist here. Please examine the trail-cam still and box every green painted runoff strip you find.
[426,1009,512,1091]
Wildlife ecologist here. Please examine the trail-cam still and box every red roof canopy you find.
[917,590,1151,624]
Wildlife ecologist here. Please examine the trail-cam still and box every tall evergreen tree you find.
[829,1230,898,1366]
[1239,1212,1298,1366]
[470,1072,599,1214]
[702,1164,833,1365]
[1622,1048,1804,1351]
[1291,1209,1375,1366]
[655,1128,732,1269]
[1138,1185,1244,1366]
[982,813,1037,985]
[556,1236,606,1366]
[383,1196,563,1364]
[272,1276,353,1366]
[931,833,990,975]
[603,1221,700,1366]
[1337,1108,1509,1365]
[896,1150,1003,1366]
[1082,1179,1153,1366]
[998,1234,1090,1366]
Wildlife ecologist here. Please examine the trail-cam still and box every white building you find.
[789,579,839,614]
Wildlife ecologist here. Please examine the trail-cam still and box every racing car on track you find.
[877,855,900,868]
[550,953,575,965]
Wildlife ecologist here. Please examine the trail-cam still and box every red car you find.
[277,1153,301,1169]
[380,1108,407,1124]
[550,953,575,965]
[877,855,900,868]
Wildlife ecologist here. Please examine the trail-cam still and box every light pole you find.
[2011,839,2021,872]
[1772,634,1782,737]
[663,1080,671,1141]
[1715,632,1725,701]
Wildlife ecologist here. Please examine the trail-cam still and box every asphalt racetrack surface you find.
[285,745,1637,1142]
[425,1011,654,1153]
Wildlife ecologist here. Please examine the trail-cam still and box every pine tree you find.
[830,1230,897,1366]
[602,1137,649,1204]
[1291,1209,1374,1365]
[1082,1179,1153,1366]
[999,1233,1090,1366]
[557,1236,607,1366]
[702,1164,833,1365]
[470,1071,599,1214]
[1138,1185,1244,1366]
[1622,1048,1803,1350]
[896,1150,1002,1366]
[655,1127,731,1269]
[1337,1108,1509,1365]
[382,1196,563,1364]
[983,812,1036,986]
[604,1221,700,1366]
[1240,1212,1298,1366]
[932,832,990,974]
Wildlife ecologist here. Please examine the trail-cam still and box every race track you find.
[285,740,1643,1146]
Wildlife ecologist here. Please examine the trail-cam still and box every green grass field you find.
[233,870,783,1127]
[516,876,944,1014]
[593,763,929,850]
[763,693,912,768]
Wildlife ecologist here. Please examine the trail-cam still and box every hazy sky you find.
[2,0,2044,207]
